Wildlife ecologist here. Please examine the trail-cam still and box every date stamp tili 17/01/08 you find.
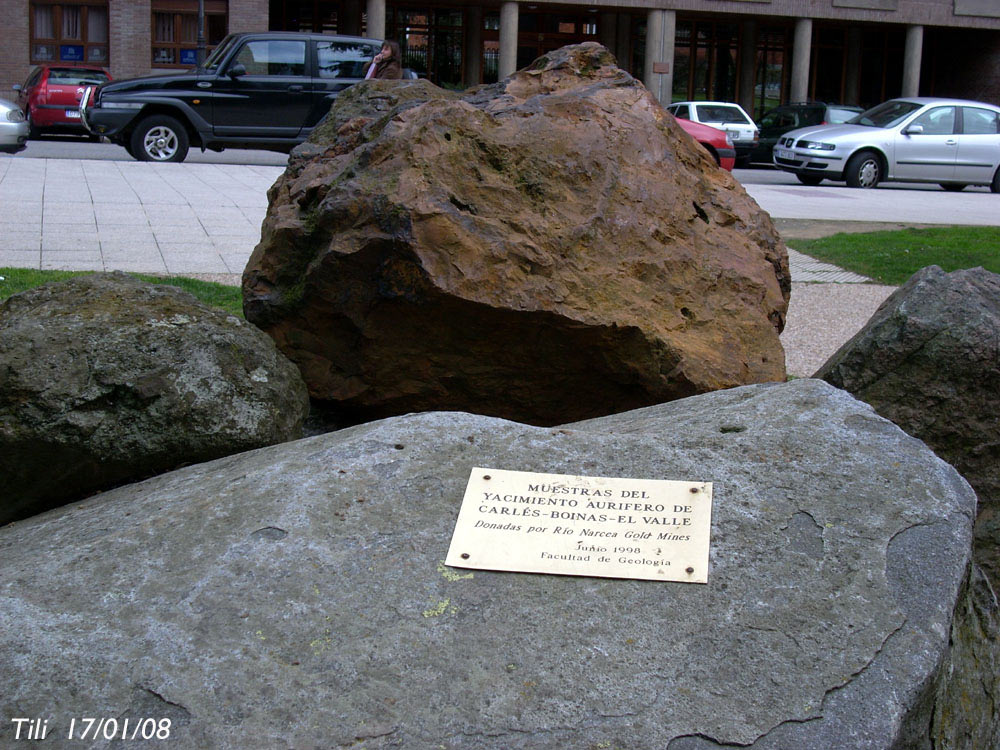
[9,717,173,742]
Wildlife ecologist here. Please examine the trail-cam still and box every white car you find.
[0,97,28,154]
[667,101,759,166]
[773,97,1000,192]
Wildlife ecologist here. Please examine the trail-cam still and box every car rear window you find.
[696,105,751,124]
[963,107,1000,135]
[48,68,110,85]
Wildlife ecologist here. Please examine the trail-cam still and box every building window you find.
[30,2,109,65]
[152,1,227,67]
[673,20,739,104]
[387,8,464,88]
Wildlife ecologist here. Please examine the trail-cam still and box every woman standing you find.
[365,40,403,80]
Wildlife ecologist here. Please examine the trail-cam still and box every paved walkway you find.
[0,155,872,282]
[0,157,278,276]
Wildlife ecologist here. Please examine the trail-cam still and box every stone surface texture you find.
[0,272,310,522]
[243,43,790,426]
[1,379,993,749]
[816,265,1000,592]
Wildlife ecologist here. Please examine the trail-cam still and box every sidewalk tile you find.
[0,233,41,252]
[0,250,41,268]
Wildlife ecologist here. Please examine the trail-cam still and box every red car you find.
[676,117,736,171]
[14,65,111,138]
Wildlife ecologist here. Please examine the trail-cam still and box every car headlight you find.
[5,109,26,123]
[724,134,734,148]
[798,140,835,151]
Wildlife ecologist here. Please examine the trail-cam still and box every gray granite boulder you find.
[0,379,995,748]
[817,265,1000,593]
[0,272,309,523]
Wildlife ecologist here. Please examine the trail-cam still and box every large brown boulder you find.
[0,273,310,522]
[243,43,790,426]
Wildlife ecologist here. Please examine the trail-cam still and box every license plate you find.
[775,148,793,160]
[66,109,80,118]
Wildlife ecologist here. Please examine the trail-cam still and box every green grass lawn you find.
[791,226,1000,286]
[0,269,244,317]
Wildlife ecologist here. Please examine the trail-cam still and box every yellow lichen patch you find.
[310,630,333,655]
[422,599,458,617]
[437,561,474,582]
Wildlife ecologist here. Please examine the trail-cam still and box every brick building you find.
[2,0,999,118]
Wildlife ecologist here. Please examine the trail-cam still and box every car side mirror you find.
[12,84,21,92]
[227,63,247,78]
[904,123,924,136]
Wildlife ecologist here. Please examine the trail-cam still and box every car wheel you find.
[130,115,189,163]
[844,150,882,189]
[27,114,40,139]
[939,183,967,192]
[991,168,1000,194]
[796,174,824,186]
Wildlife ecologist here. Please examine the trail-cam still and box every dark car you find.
[81,32,382,162]
[14,65,111,138]
[748,102,863,164]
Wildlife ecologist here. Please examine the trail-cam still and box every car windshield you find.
[850,100,922,128]
[697,105,750,124]
[48,68,109,85]
[827,106,862,123]
[202,34,239,72]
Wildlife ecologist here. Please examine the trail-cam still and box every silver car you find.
[773,97,1000,192]
[0,97,29,154]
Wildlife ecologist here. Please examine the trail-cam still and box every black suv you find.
[81,32,382,162]
[747,101,863,164]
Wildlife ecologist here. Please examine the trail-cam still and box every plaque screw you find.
[461,553,471,560]
[690,487,699,494]
[686,567,695,574]
[483,475,491,480]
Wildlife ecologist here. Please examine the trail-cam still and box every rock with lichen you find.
[0,272,309,522]
[2,380,996,748]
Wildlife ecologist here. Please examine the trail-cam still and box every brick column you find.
[228,0,268,34]
[0,0,30,94]
[109,0,151,80]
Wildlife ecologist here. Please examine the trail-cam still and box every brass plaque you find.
[652,62,671,74]
[446,468,713,583]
